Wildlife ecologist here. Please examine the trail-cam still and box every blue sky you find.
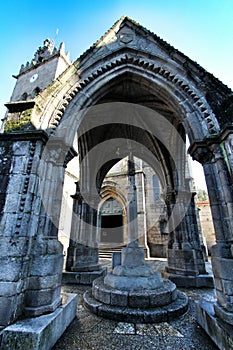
[0,0,232,188]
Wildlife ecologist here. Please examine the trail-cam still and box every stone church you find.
[0,16,233,349]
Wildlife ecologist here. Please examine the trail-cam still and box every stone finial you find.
[33,38,54,63]
[18,38,60,75]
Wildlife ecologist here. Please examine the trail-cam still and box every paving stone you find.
[54,282,218,350]
[113,322,135,334]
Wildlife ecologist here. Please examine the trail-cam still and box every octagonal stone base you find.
[83,276,188,323]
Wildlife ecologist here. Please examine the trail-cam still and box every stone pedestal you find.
[0,236,29,328]
[24,237,64,317]
[84,243,188,323]
[63,243,107,285]
[165,248,214,287]
[0,293,77,350]
[196,243,233,349]
[196,300,233,350]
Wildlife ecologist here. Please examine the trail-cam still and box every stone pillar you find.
[165,189,212,287]
[191,132,233,348]
[23,139,70,317]
[0,134,46,327]
[71,200,100,272]
[202,143,233,322]
[63,183,106,284]
[84,157,188,323]
[191,137,233,305]
[185,192,207,274]
[65,182,82,271]
[127,154,138,246]
[0,132,76,326]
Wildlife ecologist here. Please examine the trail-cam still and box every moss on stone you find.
[4,109,33,132]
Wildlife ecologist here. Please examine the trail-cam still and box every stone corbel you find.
[43,138,77,168]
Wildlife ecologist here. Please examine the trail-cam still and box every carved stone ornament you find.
[118,28,135,44]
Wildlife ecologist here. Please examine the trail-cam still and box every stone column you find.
[165,188,211,287]
[0,132,63,326]
[23,140,72,317]
[191,135,233,323]
[63,183,106,284]
[185,192,207,274]
[0,132,77,348]
[127,154,138,246]
[0,134,45,327]
[0,132,79,326]
[71,199,100,272]
[65,182,82,271]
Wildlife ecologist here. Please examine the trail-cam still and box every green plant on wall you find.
[4,109,33,132]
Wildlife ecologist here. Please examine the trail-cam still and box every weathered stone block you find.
[11,156,28,174]
[6,175,23,194]
[93,283,111,304]
[31,237,63,256]
[196,300,233,350]
[212,257,233,280]
[149,281,176,307]
[72,244,99,268]
[0,257,28,282]
[112,252,121,269]
[62,271,80,284]
[0,293,24,327]
[25,286,61,308]
[83,291,102,314]
[143,307,167,323]
[222,280,233,296]
[27,274,62,290]
[4,194,21,213]
[30,254,63,276]
[128,291,150,308]
[110,289,128,307]
[216,290,233,312]
[79,272,94,284]
[0,281,24,296]
[214,302,233,325]
[0,236,29,257]
[12,141,31,156]
[1,293,77,350]
[121,246,145,267]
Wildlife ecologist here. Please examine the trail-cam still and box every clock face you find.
[30,73,38,83]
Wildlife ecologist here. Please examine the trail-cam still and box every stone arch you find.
[46,62,218,144]
[98,184,127,245]
[48,29,232,349]
[1,17,233,348]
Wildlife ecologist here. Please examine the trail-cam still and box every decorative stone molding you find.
[48,54,218,136]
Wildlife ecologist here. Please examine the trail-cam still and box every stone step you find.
[99,245,149,259]
[83,288,188,324]
[99,245,126,259]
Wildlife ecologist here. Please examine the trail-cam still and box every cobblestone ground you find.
[53,259,218,350]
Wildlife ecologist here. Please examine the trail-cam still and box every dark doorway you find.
[101,214,123,243]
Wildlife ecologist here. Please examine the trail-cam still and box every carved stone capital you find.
[63,147,78,168]
[189,144,213,164]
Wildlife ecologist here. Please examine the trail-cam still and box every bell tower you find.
[3,38,70,131]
